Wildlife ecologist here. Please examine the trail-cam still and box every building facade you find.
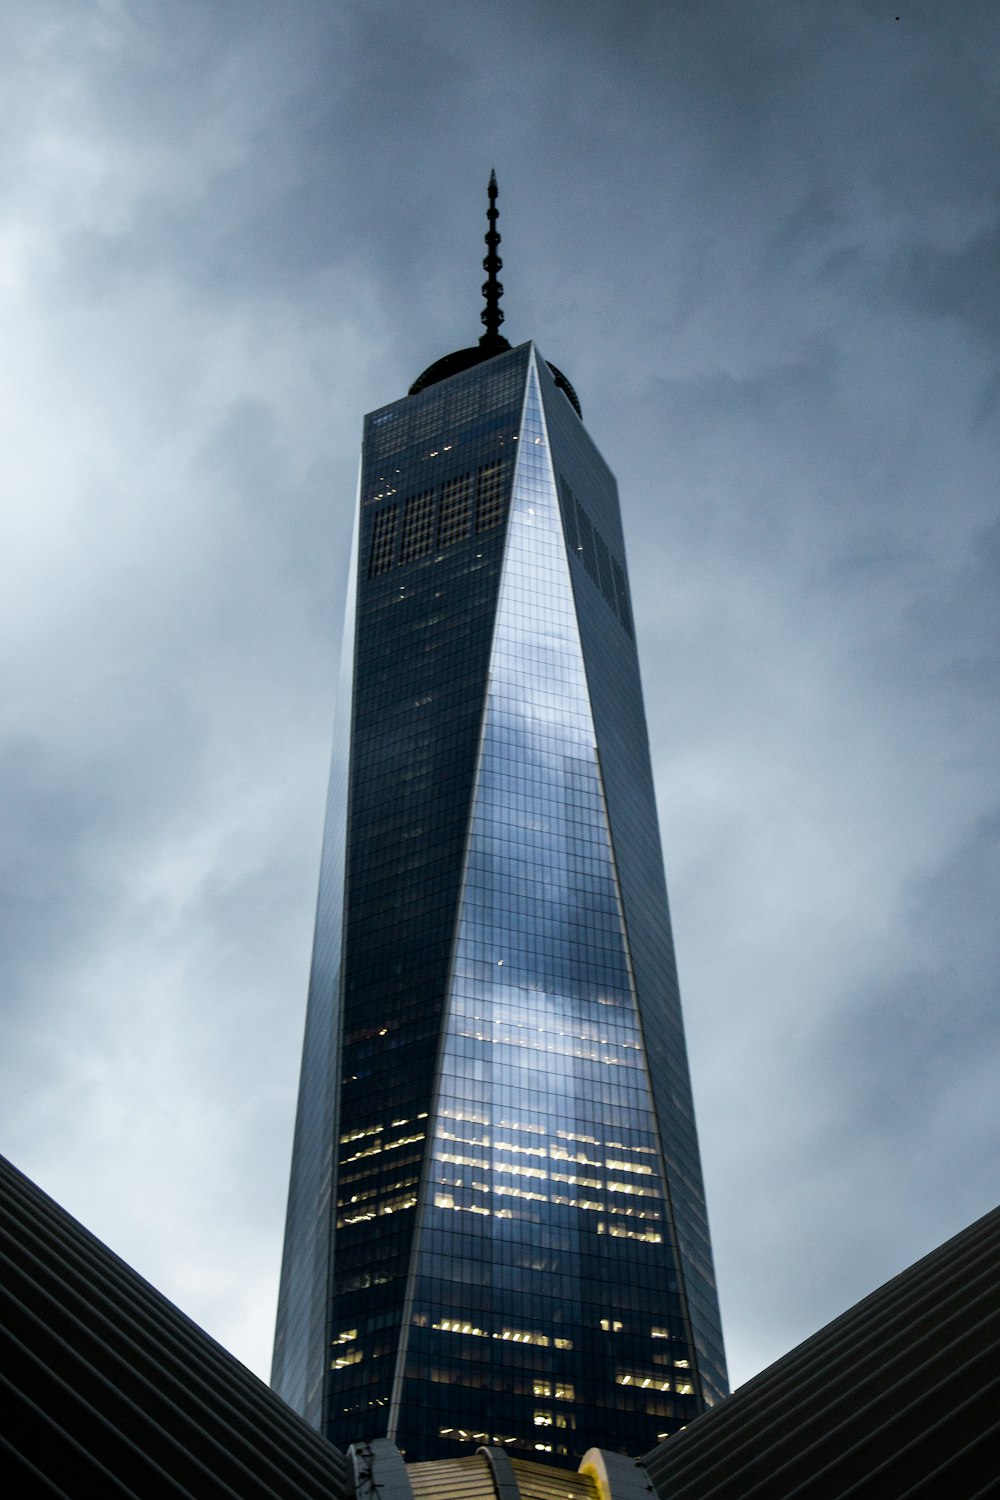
[272,187,727,1464]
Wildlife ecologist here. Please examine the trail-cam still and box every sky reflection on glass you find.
[399,358,699,1459]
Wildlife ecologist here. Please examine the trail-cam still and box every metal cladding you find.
[0,1152,353,1500]
[639,1201,1000,1500]
[350,1439,649,1498]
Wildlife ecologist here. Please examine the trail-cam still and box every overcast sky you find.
[3,0,998,1399]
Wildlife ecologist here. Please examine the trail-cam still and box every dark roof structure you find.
[0,1152,353,1500]
[639,1201,1000,1499]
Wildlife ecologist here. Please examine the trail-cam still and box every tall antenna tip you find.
[480,171,508,349]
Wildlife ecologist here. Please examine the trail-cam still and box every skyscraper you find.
[272,177,727,1466]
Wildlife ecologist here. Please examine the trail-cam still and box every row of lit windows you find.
[428,1319,573,1349]
[425,1140,659,1176]
[337,1192,418,1227]
[392,1368,695,1410]
[436,1133,653,1160]
[434,1185,661,1220]
[434,1179,659,1210]
[338,1148,422,1182]
[438,1427,521,1448]
[439,1119,657,1152]
[339,1115,426,1145]
[618,1372,695,1396]
[396,1325,691,1375]
[338,1173,419,1205]
[430,1140,655,1172]
[429,1191,664,1235]
[434,1160,658,1196]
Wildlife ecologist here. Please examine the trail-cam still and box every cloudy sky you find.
[3,0,998,1398]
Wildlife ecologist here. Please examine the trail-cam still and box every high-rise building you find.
[272,176,727,1466]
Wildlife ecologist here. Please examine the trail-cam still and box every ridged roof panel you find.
[641,1202,1000,1499]
[0,1153,353,1500]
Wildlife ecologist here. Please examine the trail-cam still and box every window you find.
[438,474,472,547]
[613,558,634,638]
[368,505,398,577]
[476,461,509,531]
[576,503,599,582]
[400,490,436,563]
[559,477,579,551]
[332,1348,363,1368]
[595,531,618,612]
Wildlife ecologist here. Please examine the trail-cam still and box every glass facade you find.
[273,344,727,1463]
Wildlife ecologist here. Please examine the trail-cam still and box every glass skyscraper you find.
[272,183,727,1467]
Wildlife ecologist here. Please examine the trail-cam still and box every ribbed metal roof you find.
[508,1457,602,1499]
[407,1455,499,1497]
[0,1153,353,1499]
[640,1202,1000,1499]
[403,1451,602,1499]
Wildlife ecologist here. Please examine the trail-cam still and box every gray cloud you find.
[1,0,998,1395]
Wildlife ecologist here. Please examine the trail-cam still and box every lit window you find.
[332,1348,363,1369]
[432,1319,488,1339]
[597,1222,663,1243]
[616,1372,672,1392]
[495,1327,548,1347]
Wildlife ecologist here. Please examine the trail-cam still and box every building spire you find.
[479,169,508,350]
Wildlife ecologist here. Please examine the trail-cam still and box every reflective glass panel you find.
[393,358,700,1461]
